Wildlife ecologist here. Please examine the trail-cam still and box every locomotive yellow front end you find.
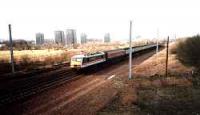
[70,55,84,69]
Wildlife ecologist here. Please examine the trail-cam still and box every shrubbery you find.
[176,35,200,70]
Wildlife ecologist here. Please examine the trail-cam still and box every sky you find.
[0,0,200,42]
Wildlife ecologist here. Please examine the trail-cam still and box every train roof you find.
[123,44,156,49]
[71,44,157,59]
[104,48,124,52]
[72,55,85,58]
[72,52,105,59]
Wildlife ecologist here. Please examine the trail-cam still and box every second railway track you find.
[0,68,80,106]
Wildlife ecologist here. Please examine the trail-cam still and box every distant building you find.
[87,38,102,43]
[0,43,5,48]
[54,31,65,45]
[36,33,44,45]
[44,39,54,44]
[81,33,87,44]
[66,29,77,46]
[104,33,110,43]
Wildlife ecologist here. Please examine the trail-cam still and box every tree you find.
[176,35,200,70]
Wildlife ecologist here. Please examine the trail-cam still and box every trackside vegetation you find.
[175,35,200,87]
[175,35,200,70]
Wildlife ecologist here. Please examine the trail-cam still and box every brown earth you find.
[99,43,200,115]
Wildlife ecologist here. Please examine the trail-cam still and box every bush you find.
[21,55,30,65]
[44,56,55,65]
[60,52,69,62]
[176,35,200,70]
[170,47,177,54]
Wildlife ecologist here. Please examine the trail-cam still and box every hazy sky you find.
[0,0,200,41]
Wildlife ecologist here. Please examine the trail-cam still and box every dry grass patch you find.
[133,43,192,77]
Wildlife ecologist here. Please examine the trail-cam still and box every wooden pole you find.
[8,24,15,74]
[165,36,169,77]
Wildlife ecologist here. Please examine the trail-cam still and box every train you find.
[70,44,157,69]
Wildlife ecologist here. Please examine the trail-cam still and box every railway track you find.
[0,68,80,106]
[0,62,70,81]
[0,45,162,108]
